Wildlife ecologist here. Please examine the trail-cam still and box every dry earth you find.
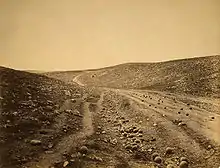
[1,56,220,168]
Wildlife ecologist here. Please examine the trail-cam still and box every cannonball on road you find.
[79,146,88,154]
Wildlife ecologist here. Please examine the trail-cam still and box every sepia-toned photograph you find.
[0,0,220,168]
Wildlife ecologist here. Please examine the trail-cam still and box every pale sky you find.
[0,0,220,71]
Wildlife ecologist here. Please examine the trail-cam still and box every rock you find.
[151,137,156,141]
[211,117,215,120]
[71,99,76,103]
[166,164,175,168]
[154,156,162,164]
[135,139,141,143]
[63,161,69,167]
[207,145,212,150]
[47,100,53,105]
[45,105,53,111]
[48,143,53,149]
[178,122,186,127]
[13,111,18,116]
[112,138,117,145]
[179,161,188,168]
[148,148,153,152]
[153,123,157,127]
[45,150,54,154]
[101,131,106,134]
[30,140,41,145]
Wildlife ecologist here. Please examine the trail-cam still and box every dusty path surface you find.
[26,98,95,168]
[71,76,220,168]
[72,73,86,86]
[22,75,220,167]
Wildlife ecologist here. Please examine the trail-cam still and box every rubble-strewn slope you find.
[73,55,220,97]
[43,71,83,84]
[0,67,84,168]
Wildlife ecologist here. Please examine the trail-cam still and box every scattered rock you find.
[30,140,41,145]
[207,145,212,150]
[63,161,69,167]
[153,123,157,127]
[166,164,175,168]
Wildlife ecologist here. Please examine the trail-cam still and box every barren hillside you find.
[1,56,220,168]
[46,55,220,98]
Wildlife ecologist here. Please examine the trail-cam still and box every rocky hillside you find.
[43,71,83,84]
[74,55,220,97]
[0,67,84,168]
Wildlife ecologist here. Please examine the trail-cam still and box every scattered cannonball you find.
[135,139,141,143]
[178,112,181,114]
[180,157,188,162]
[152,152,159,160]
[179,161,189,168]
[165,147,174,155]
[154,156,162,164]
[79,146,88,154]
[189,107,192,110]
[186,113,189,116]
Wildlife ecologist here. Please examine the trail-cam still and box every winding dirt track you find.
[27,74,220,167]
[27,100,95,168]
[72,74,220,167]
